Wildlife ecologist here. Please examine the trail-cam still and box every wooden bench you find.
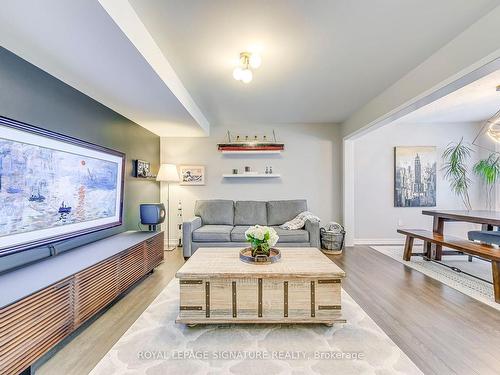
[397,229,500,303]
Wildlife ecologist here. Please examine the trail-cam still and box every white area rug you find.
[371,246,499,312]
[90,278,421,374]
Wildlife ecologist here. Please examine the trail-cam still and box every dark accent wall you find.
[0,47,160,272]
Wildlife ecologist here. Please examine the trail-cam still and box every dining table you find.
[422,210,500,260]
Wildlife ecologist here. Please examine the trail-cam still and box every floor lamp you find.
[156,164,179,251]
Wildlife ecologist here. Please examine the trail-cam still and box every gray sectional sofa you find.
[182,199,320,258]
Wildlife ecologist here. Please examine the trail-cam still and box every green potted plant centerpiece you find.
[239,225,281,264]
[442,138,474,210]
[473,153,500,210]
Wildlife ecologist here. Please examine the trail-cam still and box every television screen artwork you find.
[0,117,124,254]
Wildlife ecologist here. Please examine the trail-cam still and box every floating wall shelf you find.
[223,174,281,178]
[218,142,284,153]
[220,150,282,155]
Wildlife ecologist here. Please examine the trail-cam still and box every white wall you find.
[341,6,500,138]
[354,121,488,243]
[160,123,341,242]
[340,6,500,245]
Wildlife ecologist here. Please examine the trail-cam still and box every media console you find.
[0,230,164,375]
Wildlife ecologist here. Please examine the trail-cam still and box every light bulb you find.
[249,54,262,69]
[233,67,243,81]
[240,68,253,83]
[487,123,500,143]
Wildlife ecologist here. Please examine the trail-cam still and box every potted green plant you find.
[442,138,473,210]
[240,225,281,264]
[245,225,279,256]
[473,153,500,210]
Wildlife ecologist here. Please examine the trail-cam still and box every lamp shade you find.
[156,164,179,182]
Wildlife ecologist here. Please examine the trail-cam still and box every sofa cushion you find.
[234,201,267,226]
[231,226,250,242]
[192,225,233,242]
[194,200,234,225]
[231,225,309,243]
[267,200,307,226]
[272,226,309,243]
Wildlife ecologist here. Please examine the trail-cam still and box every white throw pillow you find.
[280,211,320,230]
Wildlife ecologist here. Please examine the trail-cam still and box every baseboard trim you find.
[164,238,180,247]
[354,238,423,246]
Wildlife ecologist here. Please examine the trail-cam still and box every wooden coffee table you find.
[176,247,346,326]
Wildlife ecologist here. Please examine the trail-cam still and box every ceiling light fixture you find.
[473,84,500,147]
[233,52,261,83]
[484,84,500,143]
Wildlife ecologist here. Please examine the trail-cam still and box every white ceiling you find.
[129,0,500,125]
[399,69,500,123]
[1,0,499,136]
[0,0,208,137]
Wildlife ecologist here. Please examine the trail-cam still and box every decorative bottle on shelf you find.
[269,166,273,174]
[265,166,269,174]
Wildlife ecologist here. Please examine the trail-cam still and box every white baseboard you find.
[164,238,180,247]
[354,238,420,246]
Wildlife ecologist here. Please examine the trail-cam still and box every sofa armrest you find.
[305,219,320,249]
[182,216,202,257]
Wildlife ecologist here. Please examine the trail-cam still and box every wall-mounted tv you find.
[0,116,125,256]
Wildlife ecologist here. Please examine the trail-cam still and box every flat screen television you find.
[0,116,125,256]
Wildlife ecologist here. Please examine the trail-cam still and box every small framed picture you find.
[134,159,151,178]
[179,165,205,185]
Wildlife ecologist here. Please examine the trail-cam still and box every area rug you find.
[371,246,499,311]
[90,278,421,375]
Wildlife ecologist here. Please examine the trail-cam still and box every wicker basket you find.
[320,228,345,255]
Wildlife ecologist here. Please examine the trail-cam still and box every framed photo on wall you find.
[134,159,151,178]
[394,146,437,207]
[179,165,205,185]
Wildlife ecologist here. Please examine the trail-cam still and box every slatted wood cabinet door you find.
[118,243,147,293]
[145,234,164,271]
[0,231,164,375]
[74,256,120,328]
[0,278,74,375]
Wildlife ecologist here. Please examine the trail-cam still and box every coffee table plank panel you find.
[235,279,258,318]
[287,280,311,318]
[262,279,284,318]
[209,280,232,318]
[316,281,342,319]
[179,281,205,319]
